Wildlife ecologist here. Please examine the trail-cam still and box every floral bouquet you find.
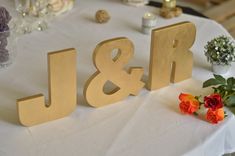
[204,36,235,74]
[205,36,235,66]
[179,74,235,124]
[0,7,11,65]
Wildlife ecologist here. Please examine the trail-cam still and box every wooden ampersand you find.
[147,22,196,90]
[84,37,144,107]
[17,48,77,126]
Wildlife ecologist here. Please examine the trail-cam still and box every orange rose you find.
[206,108,224,124]
[179,93,199,114]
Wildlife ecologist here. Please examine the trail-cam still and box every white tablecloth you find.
[0,0,235,156]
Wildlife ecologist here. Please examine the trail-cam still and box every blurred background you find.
[153,0,235,38]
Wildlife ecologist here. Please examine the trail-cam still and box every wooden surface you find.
[210,0,228,4]
[203,0,235,22]
[17,48,77,126]
[84,37,144,108]
[203,0,235,38]
[147,22,196,90]
[177,0,235,38]
[185,0,211,7]
[222,16,235,32]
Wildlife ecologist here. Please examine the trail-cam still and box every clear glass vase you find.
[14,0,50,34]
[0,30,17,69]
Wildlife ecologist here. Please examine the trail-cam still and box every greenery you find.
[203,74,235,107]
[204,36,235,65]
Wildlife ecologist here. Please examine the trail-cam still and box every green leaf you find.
[193,112,199,116]
[226,95,235,106]
[224,111,228,117]
[233,77,235,85]
[229,107,235,115]
[203,78,221,88]
[213,74,226,84]
[227,77,234,86]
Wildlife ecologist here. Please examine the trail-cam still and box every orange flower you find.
[179,93,199,114]
[206,108,224,124]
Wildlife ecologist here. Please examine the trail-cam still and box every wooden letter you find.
[84,37,144,107]
[17,48,77,126]
[147,22,196,90]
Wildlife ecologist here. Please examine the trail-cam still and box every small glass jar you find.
[0,30,17,69]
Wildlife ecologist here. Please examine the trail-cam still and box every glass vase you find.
[0,30,17,69]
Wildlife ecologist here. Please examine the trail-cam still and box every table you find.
[0,0,235,156]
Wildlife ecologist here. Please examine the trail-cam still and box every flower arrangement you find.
[204,36,235,65]
[0,6,11,32]
[0,7,11,64]
[179,74,235,124]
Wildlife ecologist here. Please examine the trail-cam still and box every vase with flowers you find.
[0,7,17,69]
[204,35,235,74]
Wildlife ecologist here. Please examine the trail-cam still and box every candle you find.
[123,0,149,7]
[142,12,157,34]
[163,0,176,9]
[142,12,157,27]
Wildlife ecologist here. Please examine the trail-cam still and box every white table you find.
[0,0,235,156]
